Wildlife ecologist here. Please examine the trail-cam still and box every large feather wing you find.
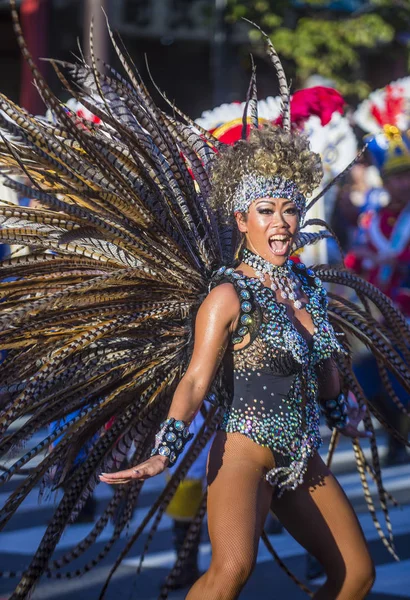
[0,7,228,598]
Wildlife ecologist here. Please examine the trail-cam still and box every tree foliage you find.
[227,0,410,98]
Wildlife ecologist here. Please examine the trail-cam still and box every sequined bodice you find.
[211,261,345,495]
[213,262,343,371]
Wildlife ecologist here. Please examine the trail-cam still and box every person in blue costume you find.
[346,127,410,466]
[101,127,375,599]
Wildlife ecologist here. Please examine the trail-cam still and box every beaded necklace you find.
[242,248,303,309]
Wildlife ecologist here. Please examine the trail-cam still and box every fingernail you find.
[100,472,107,475]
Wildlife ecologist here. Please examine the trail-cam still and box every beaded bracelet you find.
[150,417,194,466]
[320,392,350,430]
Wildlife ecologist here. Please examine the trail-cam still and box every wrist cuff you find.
[320,392,349,430]
[150,418,193,466]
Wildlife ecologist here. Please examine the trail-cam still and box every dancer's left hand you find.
[338,392,372,439]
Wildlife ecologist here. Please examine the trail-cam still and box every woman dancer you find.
[1,9,409,599]
[100,126,375,599]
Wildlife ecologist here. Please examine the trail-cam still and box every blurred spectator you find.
[345,129,410,465]
[330,157,384,254]
[345,168,410,317]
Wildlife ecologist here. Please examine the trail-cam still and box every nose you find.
[271,211,290,229]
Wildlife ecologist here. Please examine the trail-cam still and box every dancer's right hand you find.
[98,455,169,485]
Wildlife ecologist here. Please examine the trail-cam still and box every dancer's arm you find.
[317,358,370,439]
[100,283,240,484]
[317,357,340,400]
[165,283,240,423]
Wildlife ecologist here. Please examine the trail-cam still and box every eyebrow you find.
[255,199,295,206]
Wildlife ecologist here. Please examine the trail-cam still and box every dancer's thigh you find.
[206,432,275,574]
[271,452,374,590]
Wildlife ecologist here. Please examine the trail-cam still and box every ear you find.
[234,211,248,233]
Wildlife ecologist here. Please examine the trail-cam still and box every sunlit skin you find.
[234,197,310,334]
[235,197,299,268]
[99,196,368,486]
[234,197,308,331]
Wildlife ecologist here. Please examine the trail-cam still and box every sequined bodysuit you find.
[212,261,345,495]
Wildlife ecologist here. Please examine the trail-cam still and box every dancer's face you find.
[235,197,300,266]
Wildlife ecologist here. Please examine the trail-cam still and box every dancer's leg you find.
[271,452,375,600]
[186,432,275,600]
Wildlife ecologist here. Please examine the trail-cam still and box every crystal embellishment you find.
[150,417,194,466]
[242,248,303,311]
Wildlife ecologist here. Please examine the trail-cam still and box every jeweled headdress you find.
[232,173,306,216]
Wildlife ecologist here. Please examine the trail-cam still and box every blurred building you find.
[0,0,408,118]
[0,0,259,118]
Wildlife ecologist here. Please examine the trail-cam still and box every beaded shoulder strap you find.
[290,261,319,287]
[210,266,260,346]
[290,261,327,306]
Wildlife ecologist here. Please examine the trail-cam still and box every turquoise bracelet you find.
[320,392,349,430]
[150,417,194,466]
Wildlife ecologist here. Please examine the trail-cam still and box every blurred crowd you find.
[331,137,410,469]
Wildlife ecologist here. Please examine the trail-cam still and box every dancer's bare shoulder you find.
[199,282,240,332]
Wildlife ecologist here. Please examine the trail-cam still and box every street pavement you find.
[0,420,409,600]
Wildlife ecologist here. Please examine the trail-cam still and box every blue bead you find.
[232,335,244,344]
[165,432,176,442]
[170,452,177,463]
[159,446,170,456]
[174,420,184,431]
[240,290,250,299]
[175,439,183,450]
[232,272,243,279]
[240,314,252,325]
[237,326,248,336]
[237,280,247,289]
[241,301,252,313]
[307,269,315,276]
[217,266,226,275]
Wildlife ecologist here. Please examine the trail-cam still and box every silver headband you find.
[232,174,306,216]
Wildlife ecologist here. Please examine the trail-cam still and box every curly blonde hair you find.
[209,125,323,220]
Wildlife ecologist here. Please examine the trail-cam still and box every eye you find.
[257,208,274,214]
[284,207,298,215]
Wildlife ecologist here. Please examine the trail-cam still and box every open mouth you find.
[268,235,292,256]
